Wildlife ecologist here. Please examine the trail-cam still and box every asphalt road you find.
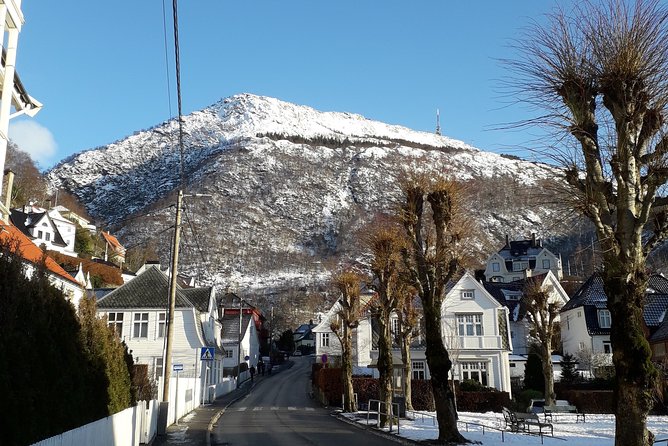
[212,356,392,446]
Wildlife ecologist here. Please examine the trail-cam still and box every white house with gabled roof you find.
[96,265,224,396]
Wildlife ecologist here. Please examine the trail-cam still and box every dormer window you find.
[598,309,611,328]
[512,261,529,272]
[542,259,550,269]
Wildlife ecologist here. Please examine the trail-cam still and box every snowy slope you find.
[47,93,569,291]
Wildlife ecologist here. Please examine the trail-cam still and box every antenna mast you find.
[435,108,441,136]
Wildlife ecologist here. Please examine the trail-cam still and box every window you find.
[577,311,582,318]
[108,312,124,337]
[461,361,488,386]
[457,314,483,336]
[391,318,400,336]
[461,289,475,300]
[412,361,425,380]
[224,349,234,358]
[566,315,570,330]
[492,262,500,272]
[133,312,149,338]
[578,341,585,351]
[603,342,612,354]
[37,230,43,239]
[542,259,550,269]
[45,232,51,241]
[157,312,166,338]
[598,310,611,328]
[154,357,164,380]
[513,261,529,272]
[321,333,330,347]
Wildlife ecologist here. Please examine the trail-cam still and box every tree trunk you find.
[377,313,393,427]
[604,270,657,446]
[540,341,555,407]
[400,333,414,411]
[423,302,467,443]
[342,324,356,412]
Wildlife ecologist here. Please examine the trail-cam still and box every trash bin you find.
[392,396,406,418]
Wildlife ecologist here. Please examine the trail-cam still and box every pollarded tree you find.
[523,279,562,406]
[363,216,406,426]
[330,269,364,412]
[395,287,420,412]
[399,174,473,444]
[507,2,668,444]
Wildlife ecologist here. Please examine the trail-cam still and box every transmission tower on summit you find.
[435,109,441,136]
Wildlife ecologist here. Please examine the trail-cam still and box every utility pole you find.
[158,189,183,433]
[237,297,243,388]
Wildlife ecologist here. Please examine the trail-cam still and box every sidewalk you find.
[151,366,280,446]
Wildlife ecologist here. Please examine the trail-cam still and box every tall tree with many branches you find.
[507,1,668,444]
[399,173,472,444]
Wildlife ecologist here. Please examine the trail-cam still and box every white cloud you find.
[8,120,58,168]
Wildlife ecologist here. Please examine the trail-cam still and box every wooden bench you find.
[543,404,586,423]
[502,407,553,436]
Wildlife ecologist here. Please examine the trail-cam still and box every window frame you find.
[107,312,124,337]
[492,262,500,272]
[412,361,426,380]
[133,312,149,338]
[598,309,611,328]
[457,313,483,336]
[460,361,488,386]
[157,312,166,338]
[321,332,330,347]
[461,289,475,300]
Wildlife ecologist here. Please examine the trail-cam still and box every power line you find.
[161,0,173,119]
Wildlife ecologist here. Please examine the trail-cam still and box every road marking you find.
[271,406,280,411]
[252,407,263,411]
[305,407,315,411]
[237,407,247,411]
[288,407,297,411]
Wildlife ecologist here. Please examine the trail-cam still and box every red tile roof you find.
[0,222,78,285]
[101,230,125,254]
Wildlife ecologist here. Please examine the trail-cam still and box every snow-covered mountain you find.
[47,93,571,292]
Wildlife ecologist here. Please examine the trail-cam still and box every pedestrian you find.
[258,359,265,376]
[250,365,256,382]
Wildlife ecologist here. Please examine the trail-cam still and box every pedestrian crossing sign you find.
[200,347,214,360]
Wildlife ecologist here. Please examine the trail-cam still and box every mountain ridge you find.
[47,93,572,292]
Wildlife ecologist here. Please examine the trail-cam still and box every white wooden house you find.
[484,234,563,283]
[317,273,513,395]
[97,265,224,393]
[9,205,77,257]
[482,271,570,379]
[312,291,375,374]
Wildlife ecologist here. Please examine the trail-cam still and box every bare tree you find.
[399,174,473,444]
[395,288,420,411]
[363,216,405,425]
[523,279,562,406]
[330,269,363,412]
[507,2,668,444]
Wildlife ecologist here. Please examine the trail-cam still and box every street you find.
[212,356,392,446]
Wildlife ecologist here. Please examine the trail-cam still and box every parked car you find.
[294,350,302,356]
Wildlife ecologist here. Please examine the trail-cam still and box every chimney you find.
[45,199,52,210]
[505,234,509,248]
[531,233,536,247]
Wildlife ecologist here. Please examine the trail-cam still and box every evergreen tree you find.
[560,353,579,385]
[78,294,132,414]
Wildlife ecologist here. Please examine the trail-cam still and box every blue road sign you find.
[200,347,215,361]
[173,363,184,372]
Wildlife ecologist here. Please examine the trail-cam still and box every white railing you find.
[459,336,502,349]
[366,399,400,433]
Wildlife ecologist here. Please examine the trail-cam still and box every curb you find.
[205,378,264,446]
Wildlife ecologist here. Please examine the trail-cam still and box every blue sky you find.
[10,1,573,169]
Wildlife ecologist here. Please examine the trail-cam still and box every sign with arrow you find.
[200,347,214,361]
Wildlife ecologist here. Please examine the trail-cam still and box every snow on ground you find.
[343,410,668,445]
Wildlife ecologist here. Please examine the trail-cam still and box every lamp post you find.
[237,296,243,388]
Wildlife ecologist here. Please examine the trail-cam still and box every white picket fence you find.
[31,376,236,446]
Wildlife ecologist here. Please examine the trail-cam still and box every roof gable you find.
[97,266,196,309]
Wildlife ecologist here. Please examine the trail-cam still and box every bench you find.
[543,405,586,423]
[502,407,553,436]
